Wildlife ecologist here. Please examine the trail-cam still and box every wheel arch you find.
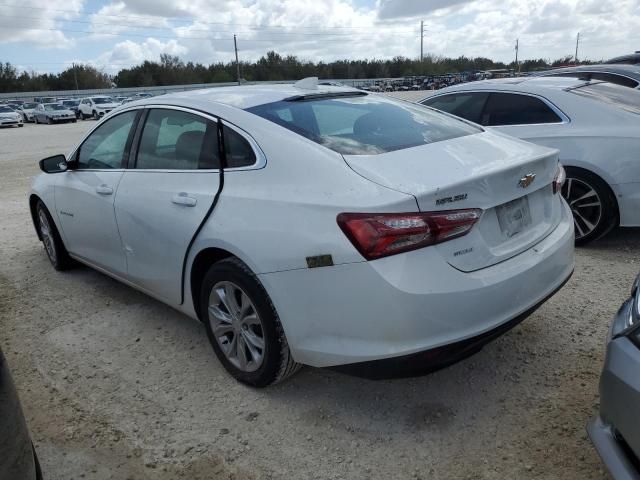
[189,247,235,322]
[29,194,43,240]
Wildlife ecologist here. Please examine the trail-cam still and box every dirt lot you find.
[1,117,638,480]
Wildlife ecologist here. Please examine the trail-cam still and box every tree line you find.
[1,51,592,93]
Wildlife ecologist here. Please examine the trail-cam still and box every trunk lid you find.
[343,130,563,271]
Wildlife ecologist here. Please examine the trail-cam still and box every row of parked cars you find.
[0,93,154,127]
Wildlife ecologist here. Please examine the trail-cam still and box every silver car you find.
[19,102,38,122]
[0,105,23,127]
[589,273,640,478]
[33,103,77,124]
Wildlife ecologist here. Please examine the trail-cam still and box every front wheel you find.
[200,258,301,387]
[92,110,99,120]
[47,117,52,125]
[562,167,618,245]
[36,201,73,270]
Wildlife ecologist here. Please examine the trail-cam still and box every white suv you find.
[78,96,121,120]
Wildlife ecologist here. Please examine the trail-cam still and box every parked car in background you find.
[19,102,38,122]
[606,51,640,65]
[60,99,81,118]
[535,64,640,90]
[30,81,574,387]
[33,103,76,124]
[589,273,640,479]
[78,96,121,120]
[0,105,23,127]
[129,92,153,100]
[0,346,42,480]
[420,77,640,244]
[34,96,56,104]
[114,96,128,104]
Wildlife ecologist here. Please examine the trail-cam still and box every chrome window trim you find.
[421,89,571,127]
[67,104,266,173]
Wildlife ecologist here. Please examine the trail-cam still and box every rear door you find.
[113,107,223,304]
[55,110,140,275]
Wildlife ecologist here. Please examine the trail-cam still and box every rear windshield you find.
[570,83,640,115]
[246,94,481,155]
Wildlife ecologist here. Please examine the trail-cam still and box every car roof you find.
[535,64,640,77]
[436,76,594,94]
[151,84,363,109]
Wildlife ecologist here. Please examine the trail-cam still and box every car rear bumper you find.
[588,416,640,480]
[260,199,574,368]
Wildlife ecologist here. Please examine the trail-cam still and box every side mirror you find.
[39,155,68,174]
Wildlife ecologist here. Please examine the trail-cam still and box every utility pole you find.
[420,20,424,62]
[514,38,519,73]
[73,63,79,90]
[575,32,580,65]
[234,34,240,85]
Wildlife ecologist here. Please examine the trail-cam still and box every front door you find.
[55,110,139,276]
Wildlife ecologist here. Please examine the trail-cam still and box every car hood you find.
[46,109,74,115]
[95,103,120,109]
[0,112,19,118]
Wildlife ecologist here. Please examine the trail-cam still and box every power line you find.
[0,3,415,33]
[0,24,388,43]
[0,13,417,37]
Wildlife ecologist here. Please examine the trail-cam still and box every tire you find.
[72,119,77,123]
[200,257,301,387]
[562,167,618,245]
[36,200,73,271]
[80,112,86,120]
[34,116,39,124]
[47,117,52,125]
[18,123,23,127]
[92,110,99,120]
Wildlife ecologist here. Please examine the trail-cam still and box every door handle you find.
[171,193,197,207]
[95,184,113,195]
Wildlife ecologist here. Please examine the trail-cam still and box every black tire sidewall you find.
[200,259,283,387]
[36,201,70,270]
[565,167,618,245]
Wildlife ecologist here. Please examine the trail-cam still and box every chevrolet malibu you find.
[29,81,575,386]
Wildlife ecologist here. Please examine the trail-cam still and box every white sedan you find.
[420,77,640,244]
[30,80,574,386]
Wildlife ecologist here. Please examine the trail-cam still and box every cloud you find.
[0,0,82,48]
[378,0,473,19]
[3,0,640,73]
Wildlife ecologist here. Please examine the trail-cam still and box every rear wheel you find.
[36,201,73,271]
[562,167,618,245]
[200,258,301,387]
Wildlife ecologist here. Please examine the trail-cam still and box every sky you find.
[0,0,638,74]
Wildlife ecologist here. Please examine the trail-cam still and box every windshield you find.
[44,104,66,111]
[0,106,13,113]
[93,97,115,104]
[23,103,37,109]
[246,94,481,155]
[570,82,640,115]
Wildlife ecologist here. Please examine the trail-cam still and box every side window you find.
[224,126,257,168]
[481,93,562,126]
[77,111,138,169]
[136,109,217,170]
[422,93,489,123]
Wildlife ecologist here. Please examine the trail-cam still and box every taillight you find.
[553,163,566,194]
[337,209,482,260]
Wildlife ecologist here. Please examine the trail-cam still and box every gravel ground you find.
[1,116,638,480]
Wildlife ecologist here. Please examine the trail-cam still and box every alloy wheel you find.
[561,177,602,240]
[38,210,57,263]
[208,281,265,372]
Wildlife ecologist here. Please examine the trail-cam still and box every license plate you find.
[496,196,532,238]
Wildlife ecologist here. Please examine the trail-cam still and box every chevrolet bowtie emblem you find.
[518,173,536,188]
